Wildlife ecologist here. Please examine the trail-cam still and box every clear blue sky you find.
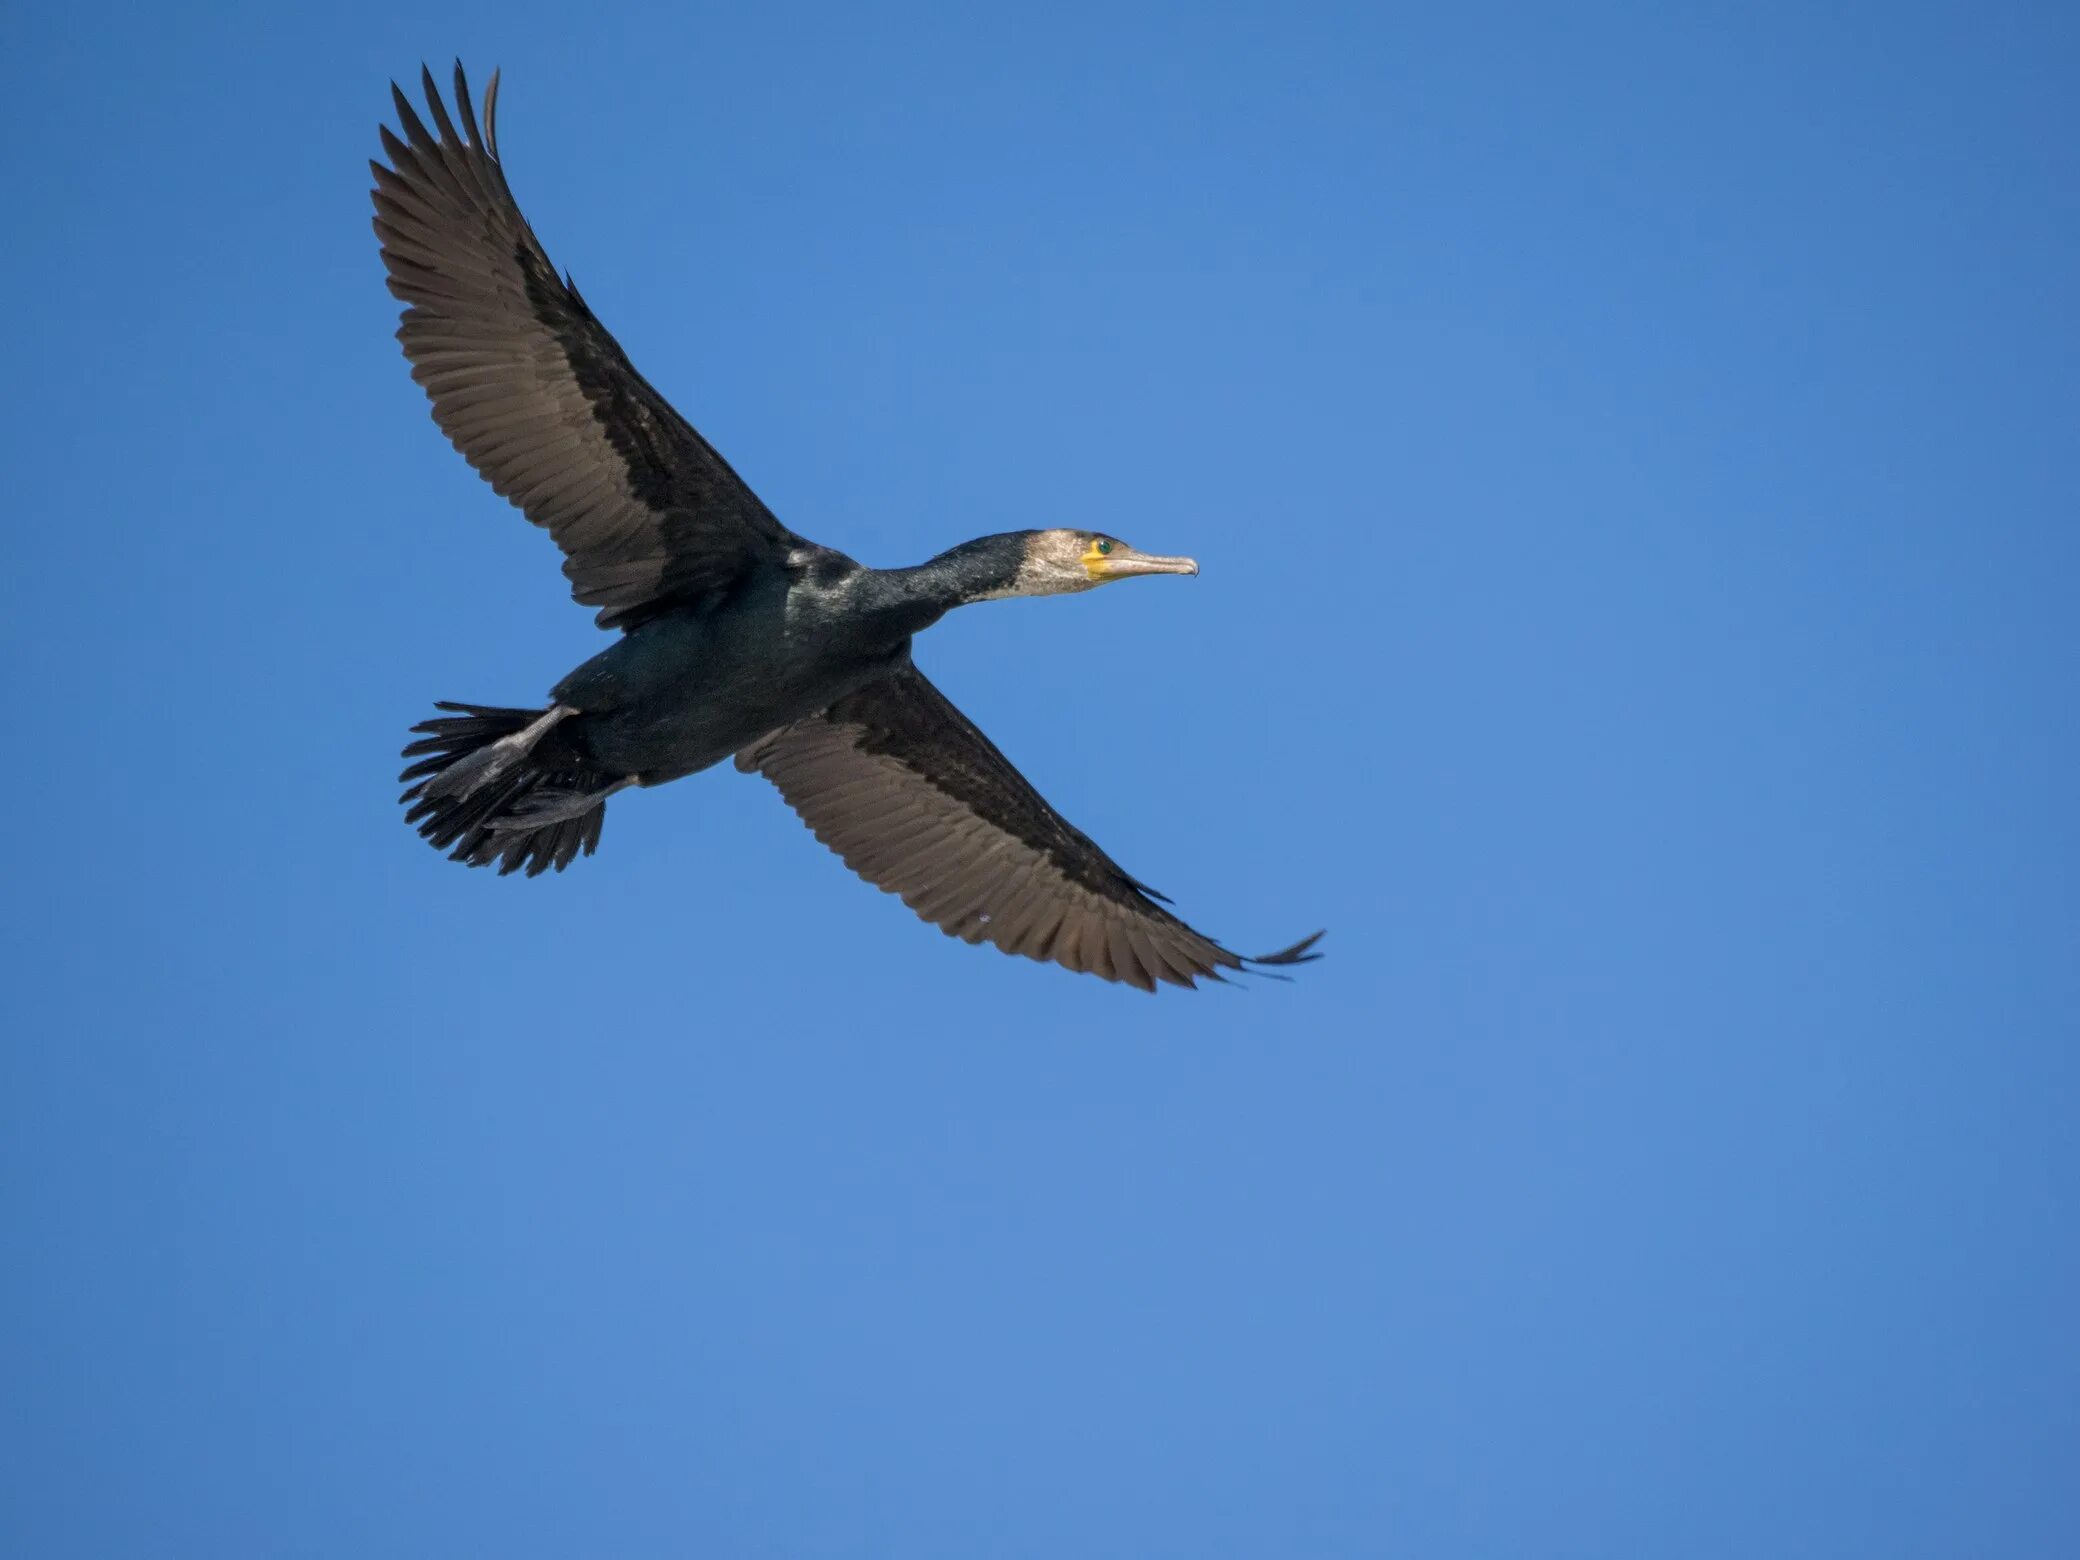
[4,1,2075,1554]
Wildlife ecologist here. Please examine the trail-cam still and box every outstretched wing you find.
[371,63,801,629]
[737,668,1323,991]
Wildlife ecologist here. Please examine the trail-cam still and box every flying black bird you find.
[374,64,1321,991]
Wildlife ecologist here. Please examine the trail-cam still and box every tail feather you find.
[399,702,612,877]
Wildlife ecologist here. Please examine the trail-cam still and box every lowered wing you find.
[738,667,1322,991]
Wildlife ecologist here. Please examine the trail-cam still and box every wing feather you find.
[372,62,802,628]
[737,668,1322,990]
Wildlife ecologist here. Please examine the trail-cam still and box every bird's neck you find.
[855,534,1034,634]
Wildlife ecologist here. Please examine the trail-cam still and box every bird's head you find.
[1011,528,1200,596]
[916,529,1200,610]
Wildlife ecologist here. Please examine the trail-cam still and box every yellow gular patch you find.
[1081,539,1114,579]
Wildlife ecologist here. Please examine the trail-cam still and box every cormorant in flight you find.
[374,64,1321,990]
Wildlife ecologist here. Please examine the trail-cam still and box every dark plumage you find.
[376,63,1321,990]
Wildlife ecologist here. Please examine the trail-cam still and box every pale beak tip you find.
[1103,548,1199,580]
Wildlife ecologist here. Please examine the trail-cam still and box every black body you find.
[549,540,1013,783]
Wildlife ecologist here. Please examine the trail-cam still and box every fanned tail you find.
[399,702,613,876]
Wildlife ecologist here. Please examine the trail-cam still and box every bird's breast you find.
[560,586,909,783]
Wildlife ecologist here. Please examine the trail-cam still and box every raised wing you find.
[371,63,801,628]
[737,668,1323,991]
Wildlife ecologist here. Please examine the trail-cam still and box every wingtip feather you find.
[484,67,503,158]
[1246,929,1326,967]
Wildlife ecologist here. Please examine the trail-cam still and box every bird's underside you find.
[375,61,1322,990]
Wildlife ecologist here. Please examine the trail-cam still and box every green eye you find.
[1096,539,1113,555]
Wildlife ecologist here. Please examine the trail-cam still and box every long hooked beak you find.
[1096,545,1199,580]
